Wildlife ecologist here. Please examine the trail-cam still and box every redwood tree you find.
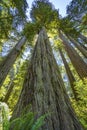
[59,48,78,101]
[79,34,87,43]
[0,36,26,88]
[3,80,14,103]
[59,31,87,79]
[11,28,83,130]
[68,36,87,58]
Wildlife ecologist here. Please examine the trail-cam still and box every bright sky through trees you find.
[27,0,72,17]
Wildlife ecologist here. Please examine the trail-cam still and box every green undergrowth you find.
[0,103,47,130]
[71,78,87,130]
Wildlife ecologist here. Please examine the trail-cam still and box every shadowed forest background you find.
[0,0,87,130]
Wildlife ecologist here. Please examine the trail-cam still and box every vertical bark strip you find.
[59,31,87,79]
[11,27,83,130]
[79,34,87,43]
[78,41,87,51]
[68,36,87,58]
[3,80,14,103]
[0,36,26,88]
[59,48,78,101]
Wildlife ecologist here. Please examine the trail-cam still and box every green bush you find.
[71,78,87,130]
[0,103,46,130]
[10,112,46,130]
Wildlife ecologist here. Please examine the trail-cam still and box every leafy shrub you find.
[10,112,46,130]
[71,78,87,130]
[0,103,46,130]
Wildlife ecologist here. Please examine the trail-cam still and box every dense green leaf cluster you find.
[30,0,59,27]
[67,0,87,20]
[0,0,28,41]
[66,0,87,32]
[71,79,87,130]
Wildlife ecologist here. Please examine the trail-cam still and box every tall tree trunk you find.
[0,36,26,88]
[79,34,87,43]
[67,36,87,58]
[3,80,14,103]
[77,39,87,51]
[11,27,83,130]
[59,48,78,101]
[72,34,87,50]
[59,31,87,79]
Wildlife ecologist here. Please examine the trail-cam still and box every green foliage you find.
[0,0,87,130]
[81,14,87,30]
[66,0,87,31]
[30,0,59,29]
[10,0,28,19]
[53,39,63,51]
[8,59,29,111]
[0,0,13,40]
[59,17,79,37]
[31,115,46,130]
[10,112,46,130]
[23,0,59,43]
[0,0,28,41]
[0,57,29,111]
[71,78,87,130]
[67,0,87,20]
[0,103,46,130]
[23,22,39,43]
[0,102,9,130]
[0,75,10,100]
[2,109,9,130]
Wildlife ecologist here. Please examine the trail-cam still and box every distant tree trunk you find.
[59,48,78,101]
[79,34,87,43]
[11,27,83,130]
[3,80,14,103]
[77,39,87,50]
[59,31,87,79]
[0,36,26,88]
[72,35,87,50]
[67,36,87,58]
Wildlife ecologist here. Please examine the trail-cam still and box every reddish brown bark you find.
[59,48,78,101]
[59,31,87,79]
[3,80,14,102]
[79,34,87,43]
[0,36,26,88]
[11,28,83,130]
[68,36,87,58]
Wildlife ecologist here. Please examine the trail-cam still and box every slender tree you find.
[59,17,87,51]
[79,34,87,43]
[75,38,87,51]
[3,80,14,103]
[67,36,87,58]
[59,31,87,79]
[0,36,26,88]
[59,48,78,101]
[11,27,83,130]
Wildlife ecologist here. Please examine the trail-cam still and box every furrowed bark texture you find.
[68,36,87,58]
[59,48,78,101]
[0,36,26,88]
[11,28,83,130]
[59,31,87,79]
